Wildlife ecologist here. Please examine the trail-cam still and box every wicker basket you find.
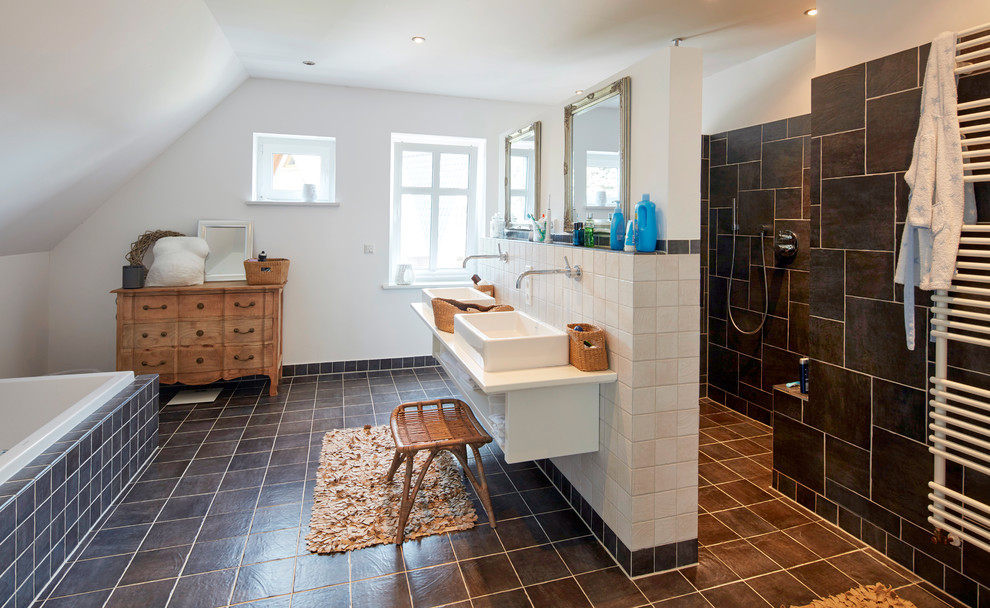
[432,298,513,333]
[244,258,290,285]
[566,323,609,372]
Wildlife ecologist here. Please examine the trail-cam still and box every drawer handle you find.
[141,360,166,368]
[233,327,255,334]
[161,331,167,337]
[141,333,148,338]
[234,354,255,361]
[196,357,204,364]
[143,304,167,311]
[196,330,204,337]
[234,301,256,308]
[197,302,205,309]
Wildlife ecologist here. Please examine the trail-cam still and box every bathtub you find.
[0,371,135,485]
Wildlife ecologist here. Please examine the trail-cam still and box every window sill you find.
[245,200,341,207]
[381,281,473,290]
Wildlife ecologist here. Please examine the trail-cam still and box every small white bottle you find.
[624,220,637,252]
[544,208,553,243]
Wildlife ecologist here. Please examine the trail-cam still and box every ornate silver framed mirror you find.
[564,76,630,235]
[504,121,541,231]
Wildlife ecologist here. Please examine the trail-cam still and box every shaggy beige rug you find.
[791,584,918,608]
[306,425,477,553]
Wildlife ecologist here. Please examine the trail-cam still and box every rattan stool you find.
[386,398,496,544]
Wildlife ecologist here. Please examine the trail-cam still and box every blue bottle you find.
[610,208,625,250]
[635,194,657,252]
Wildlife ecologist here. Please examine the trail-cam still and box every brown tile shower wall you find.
[768,43,990,607]
[704,115,812,425]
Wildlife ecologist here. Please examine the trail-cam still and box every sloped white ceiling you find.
[0,0,246,256]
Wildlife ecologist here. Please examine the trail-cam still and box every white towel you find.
[894,31,977,350]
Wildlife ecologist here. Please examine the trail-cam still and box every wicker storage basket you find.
[566,323,609,372]
[432,298,513,333]
[244,258,290,285]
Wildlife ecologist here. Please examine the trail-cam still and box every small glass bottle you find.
[584,215,594,247]
[572,222,583,246]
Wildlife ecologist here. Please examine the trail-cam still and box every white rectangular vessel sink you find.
[421,287,495,307]
[453,311,568,372]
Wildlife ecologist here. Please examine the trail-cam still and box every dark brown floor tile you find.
[747,499,812,530]
[450,524,504,560]
[120,545,191,585]
[488,492,535,521]
[351,573,412,608]
[293,552,349,592]
[104,499,166,527]
[350,541,406,581]
[699,443,743,461]
[141,517,205,551]
[701,427,743,443]
[536,508,590,542]
[520,487,570,514]
[635,570,695,603]
[470,588,533,608]
[721,457,771,481]
[698,462,742,484]
[747,570,818,607]
[525,577,593,607]
[722,438,767,456]
[706,539,780,578]
[712,507,777,538]
[104,579,175,608]
[698,486,740,512]
[576,566,650,608]
[231,557,296,603]
[785,522,859,558]
[789,560,859,598]
[749,532,819,569]
[507,544,571,586]
[281,583,349,608]
[749,452,773,469]
[651,593,713,607]
[554,535,615,575]
[401,533,456,570]
[723,421,769,438]
[80,523,151,559]
[407,563,469,608]
[698,513,739,546]
[250,503,303,534]
[242,529,300,565]
[168,568,237,608]
[496,515,550,551]
[717,480,774,506]
[186,536,248,575]
[199,510,254,541]
[701,581,771,608]
[895,583,969,608]
[679,549,740,590]
[461,553,521,597]
[828,551,910,588]
[50,554,133,597]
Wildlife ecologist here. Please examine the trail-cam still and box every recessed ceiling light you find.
[575,90,584,95]
[412,36,426,44]
[302,60,316,66]
[804,8,817,16]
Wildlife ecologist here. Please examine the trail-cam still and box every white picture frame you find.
[197,220,254,281]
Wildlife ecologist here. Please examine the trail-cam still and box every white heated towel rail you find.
[927,24,990,551]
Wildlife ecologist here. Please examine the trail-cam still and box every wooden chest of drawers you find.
[112,281,285,395]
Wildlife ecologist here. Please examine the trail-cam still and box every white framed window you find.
[252,133,336,203]
[389,134,484,283]
[585,150,620,209]
[509,147,535,224]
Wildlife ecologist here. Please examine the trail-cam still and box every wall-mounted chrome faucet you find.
[515,256,582,288]
[462,244,508,267]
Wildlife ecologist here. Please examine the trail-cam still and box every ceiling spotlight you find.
[302,60,316,66]
[804,8,817,16]
[575,90,584,95]
[412,36,426,44]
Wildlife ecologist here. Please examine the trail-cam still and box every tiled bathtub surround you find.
[473,237,702,574]
[0,375,159,608]
[703,115,813,425]
[766,44,990,607]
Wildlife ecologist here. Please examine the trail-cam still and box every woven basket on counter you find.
[566,323,609,372]
[244,258,290,285]
[432,298,513,333]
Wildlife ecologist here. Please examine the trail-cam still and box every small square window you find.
[253,133,335,203]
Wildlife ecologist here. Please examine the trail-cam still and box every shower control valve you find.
[774,229,799,258]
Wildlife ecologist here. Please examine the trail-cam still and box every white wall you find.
[0,253,50,378]
[817,0,990,76]
[703,36,815,134]
[48,79,547,372]
[524,46,704,243]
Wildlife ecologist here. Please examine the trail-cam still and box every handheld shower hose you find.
[727,198,769,336]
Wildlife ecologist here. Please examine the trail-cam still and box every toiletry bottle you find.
[635,194,657,252]
[610,208,625,250]
[544,208,553,243]
[799,357,809,394]
[624,220,637,252]
[573,222,583,246]
[584,215,594,247]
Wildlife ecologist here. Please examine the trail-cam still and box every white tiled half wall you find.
[474,237,700,552]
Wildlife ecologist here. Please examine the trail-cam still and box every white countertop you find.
[411,303,617,393]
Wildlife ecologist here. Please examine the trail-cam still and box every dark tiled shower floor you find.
[32,371,965,608]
